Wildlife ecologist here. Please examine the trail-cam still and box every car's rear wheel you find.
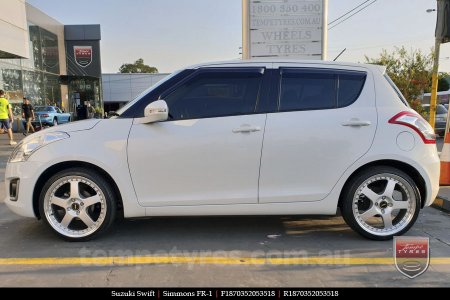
[53,118,58,126]
[341,166,421,240]
[39,168,116,241]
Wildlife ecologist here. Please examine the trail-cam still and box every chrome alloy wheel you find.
[352,173,416,237]
[43,176,107,238]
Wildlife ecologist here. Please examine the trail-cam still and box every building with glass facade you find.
[0,1,102,119]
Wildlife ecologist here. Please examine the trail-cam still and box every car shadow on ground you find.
[0,210,392,258]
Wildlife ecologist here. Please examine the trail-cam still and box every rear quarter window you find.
[338,73,367,107]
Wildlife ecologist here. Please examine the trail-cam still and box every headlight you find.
[9,132,70,163]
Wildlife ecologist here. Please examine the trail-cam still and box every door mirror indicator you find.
[137,100,169,124]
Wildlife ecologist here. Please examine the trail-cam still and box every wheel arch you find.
[33,161,123,219]
[338,159,427,209]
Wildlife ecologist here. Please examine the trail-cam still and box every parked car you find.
[422,104,447,136]
[5,60,439,241]
[32,106,71,127]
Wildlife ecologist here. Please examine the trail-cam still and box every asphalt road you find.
[0,133,449,287]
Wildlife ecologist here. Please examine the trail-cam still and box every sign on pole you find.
[436,0,450,43]
[242,0,328,59]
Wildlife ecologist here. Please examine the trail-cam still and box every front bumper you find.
[4,160,46,218]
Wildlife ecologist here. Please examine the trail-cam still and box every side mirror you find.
[138,100,169,124]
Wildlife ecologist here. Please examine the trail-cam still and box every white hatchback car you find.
[4,60,440,241]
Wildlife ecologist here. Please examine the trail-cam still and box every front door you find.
[128,68,267,207]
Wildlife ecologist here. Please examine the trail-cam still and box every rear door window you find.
[280,70,336,111]
[279,68,367,111]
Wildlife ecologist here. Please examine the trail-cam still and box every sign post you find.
[242,0,328,60]
[429,38,440,130]
[435,0,450,134]
[242,0,251,59]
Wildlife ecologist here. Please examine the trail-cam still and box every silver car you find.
[422,104,448,136]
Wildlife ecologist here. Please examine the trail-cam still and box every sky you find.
[26,0,450,74]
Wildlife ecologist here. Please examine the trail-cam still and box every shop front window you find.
[0,23,62,116]
[68,77,103,117]
[0,61,23,106]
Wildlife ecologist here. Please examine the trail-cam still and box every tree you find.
[365,47,450,115]
[119,58,158,73]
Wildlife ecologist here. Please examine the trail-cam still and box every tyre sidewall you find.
[341,166,421,240]
[38,167,116,241]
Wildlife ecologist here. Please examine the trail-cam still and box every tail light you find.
[389,111,436,144]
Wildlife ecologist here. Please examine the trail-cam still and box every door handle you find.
[341,119,371,127]
[233,125,262,133]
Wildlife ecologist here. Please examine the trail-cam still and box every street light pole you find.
[429,38,441,130]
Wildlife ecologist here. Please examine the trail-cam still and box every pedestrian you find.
[86,101,95,119]
[0,90,17,145]
[21,97,35,136]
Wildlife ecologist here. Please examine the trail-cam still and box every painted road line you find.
[0,256,449,266]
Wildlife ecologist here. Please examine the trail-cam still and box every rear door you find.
[259,65,377,203]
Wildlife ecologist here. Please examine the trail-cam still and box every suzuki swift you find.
[4,60,440,241]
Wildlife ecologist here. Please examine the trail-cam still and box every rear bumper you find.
[417,145,440,207]
[31,119,53,126]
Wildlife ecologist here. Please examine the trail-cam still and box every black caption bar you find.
[1,288,437,297]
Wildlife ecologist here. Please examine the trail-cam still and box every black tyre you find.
[39,167,117,241]
[53,118,58,126]
[341,166,421,240]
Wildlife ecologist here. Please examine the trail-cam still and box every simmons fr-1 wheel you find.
[341,166,421,240]
[39,168,116,241]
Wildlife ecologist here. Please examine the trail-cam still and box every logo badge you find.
[74,46,92,68]
[42,43,59,69]
[394,236,429,278]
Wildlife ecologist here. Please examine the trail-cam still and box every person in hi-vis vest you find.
[0,90,17,145]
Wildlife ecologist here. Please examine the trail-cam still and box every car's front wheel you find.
[341,166,421,240]
[39,168,116,241]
